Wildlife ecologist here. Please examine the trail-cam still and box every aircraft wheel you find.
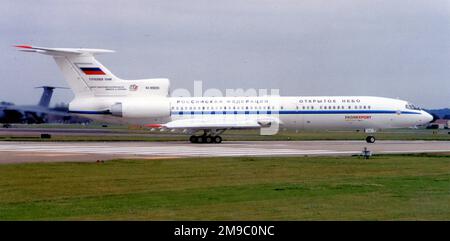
[189,135,198,143]
[200,136,208,143]
[213,136,222,144]
[366,136,376,143]
[204,136,213,143]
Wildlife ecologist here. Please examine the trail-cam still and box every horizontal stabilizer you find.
[14,45,114,56]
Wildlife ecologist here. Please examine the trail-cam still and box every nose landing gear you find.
[365,136,376,143]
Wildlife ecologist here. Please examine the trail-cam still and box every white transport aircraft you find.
[16,45,433,144]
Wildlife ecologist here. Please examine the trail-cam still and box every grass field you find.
[0,154,449,220]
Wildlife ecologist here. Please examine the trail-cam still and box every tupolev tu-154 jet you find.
[16,45,434,143]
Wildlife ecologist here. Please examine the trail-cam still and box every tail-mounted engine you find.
[110,98,170,118]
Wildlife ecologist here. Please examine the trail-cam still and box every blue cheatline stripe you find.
[170,110,421,115]
[68,110,421,115]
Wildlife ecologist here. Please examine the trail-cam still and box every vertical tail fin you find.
[35,86,69,108]
[16,45,170,98]
[16,45,119,97]
[36,86,54,107]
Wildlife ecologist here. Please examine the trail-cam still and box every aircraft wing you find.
[146,117,277,130]
[165,119,261,129]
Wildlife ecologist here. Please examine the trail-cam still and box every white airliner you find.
[16,45,433,144]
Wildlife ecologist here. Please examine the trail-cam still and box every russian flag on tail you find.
[80,67,105,75]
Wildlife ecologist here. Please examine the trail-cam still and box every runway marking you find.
[1,141,450,159]
[15,153,85,157]
[0,143,336,157]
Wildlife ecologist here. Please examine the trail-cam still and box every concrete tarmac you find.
[0,127,154,136]
[1,140,450,164]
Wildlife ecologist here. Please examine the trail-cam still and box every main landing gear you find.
[189,135,222,144]
[365,136,376,143]
[189,130,225,144]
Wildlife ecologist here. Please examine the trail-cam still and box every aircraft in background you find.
[0,86,72,127]
[16,45,434,143]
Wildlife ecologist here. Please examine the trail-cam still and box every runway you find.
[1,140,450,163]
[0,127,157,136]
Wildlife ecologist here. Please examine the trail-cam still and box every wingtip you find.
[14,45,33,49]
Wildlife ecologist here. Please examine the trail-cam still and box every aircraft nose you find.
[423,111,436,123]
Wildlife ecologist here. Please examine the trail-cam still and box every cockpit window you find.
[405,103,421,110]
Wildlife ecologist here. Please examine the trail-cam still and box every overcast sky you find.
[1,0,449,108]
